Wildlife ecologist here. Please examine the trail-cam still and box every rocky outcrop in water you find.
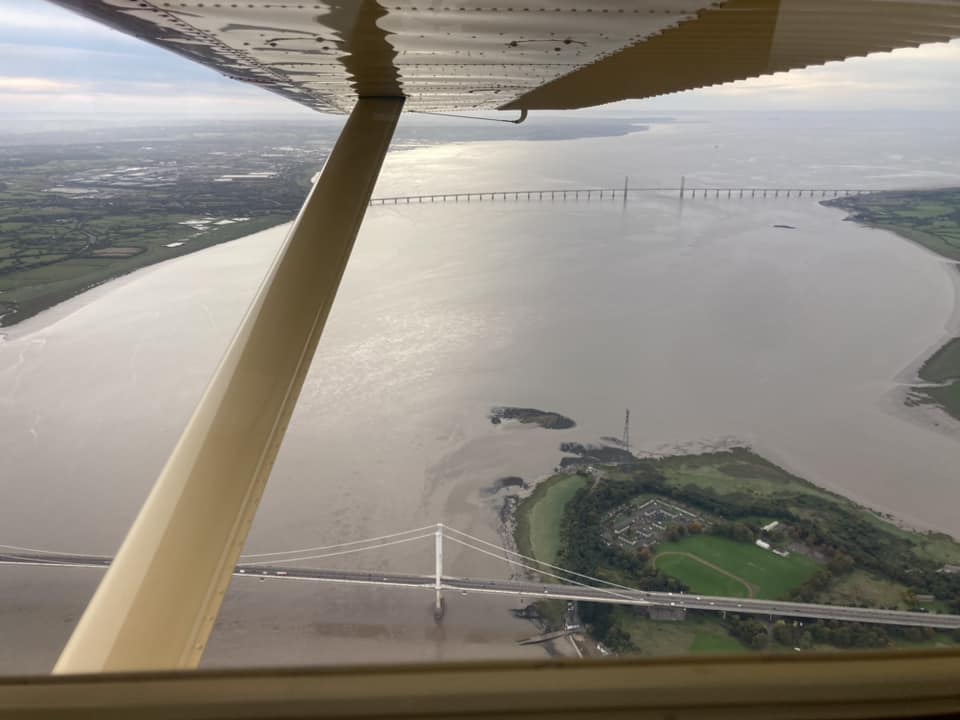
[489,406,576,429]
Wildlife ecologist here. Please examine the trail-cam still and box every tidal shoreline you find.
[823,190,960,425]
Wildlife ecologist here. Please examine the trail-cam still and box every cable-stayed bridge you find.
[369,183,872,206]
[2,523,957,630]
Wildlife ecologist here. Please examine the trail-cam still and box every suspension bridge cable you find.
[0,526,437,563]
[241,531,436,566]
[442,526,641,594]
[0,558,106,568]
[443,535,637,603]
[0,543,110,558]
[240,524,438,558]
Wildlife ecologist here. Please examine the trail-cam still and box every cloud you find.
[631,39,960,111]
[0,87,315,118]
[0,76,78,93]
[6,2,134,39]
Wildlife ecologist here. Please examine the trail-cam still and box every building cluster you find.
[756,521,790,557]
[604,498,703,549]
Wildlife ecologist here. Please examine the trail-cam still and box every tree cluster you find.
[624,469,960,610]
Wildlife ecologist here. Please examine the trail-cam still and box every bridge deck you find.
[3,552,957,630]
[368,186,870,205]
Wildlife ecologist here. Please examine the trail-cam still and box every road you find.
[3,552,958,630]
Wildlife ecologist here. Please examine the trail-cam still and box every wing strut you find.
[54,97,404,673]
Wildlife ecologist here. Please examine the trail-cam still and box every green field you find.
[917,377,960,422]
[653,449,960,563]
[824,570,911,610]
[655,536,820,600]
[515,446,960,655]
[919,338,960,383]
[0,213,288,325]
[618,610,749,657]
[655,448,831,501]
[515,474,587,564]
[610,448,960,572]
[825,189,960,261]
[654,553,752,598]
[915,333,960,422]
[0,128,329,326]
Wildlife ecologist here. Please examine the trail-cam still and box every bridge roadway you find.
[3,551,958,630]
[368,186,869,205]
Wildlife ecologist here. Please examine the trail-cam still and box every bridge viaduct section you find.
[369,185,871,206]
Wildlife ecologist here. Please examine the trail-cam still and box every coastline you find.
[822,192,960,427]
[0,221,292,341]
[0,214,291,330]
[509,442,960,657]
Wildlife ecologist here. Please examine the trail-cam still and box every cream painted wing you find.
[51,0,960,113]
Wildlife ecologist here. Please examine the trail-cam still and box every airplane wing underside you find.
[50,0,960,114]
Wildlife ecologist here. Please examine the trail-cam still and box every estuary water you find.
[1,112,960,671]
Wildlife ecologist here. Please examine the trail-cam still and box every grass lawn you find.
[654,553,751,598]
[690,632,751,654]
[889,633,960,651]
[654,449,929,545]
[823,570,910,610]
[618,610,748,657]
[655,448,832,501]
[515,474,588,564]
[652,448,960,577]
[656,535,820,599]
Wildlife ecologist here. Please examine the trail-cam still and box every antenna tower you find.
[623,409,630,453]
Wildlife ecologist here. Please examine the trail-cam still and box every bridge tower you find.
[623,409,631,454]
[434,522,445,621]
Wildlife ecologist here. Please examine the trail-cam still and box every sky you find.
[2,0,960,129]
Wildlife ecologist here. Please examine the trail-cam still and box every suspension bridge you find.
[368,181,873,206]
[2,523,957,630]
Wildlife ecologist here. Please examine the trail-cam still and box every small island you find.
[512,443,960,657]
[824,189,960,423]
[490,406,576,430]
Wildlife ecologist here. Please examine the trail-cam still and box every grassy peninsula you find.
[514,447,960,656]
[824,189,960,422]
